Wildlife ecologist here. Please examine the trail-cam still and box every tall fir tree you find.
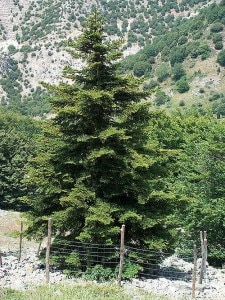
[24,10,181,249]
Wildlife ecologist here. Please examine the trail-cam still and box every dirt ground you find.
[0,209,38,253]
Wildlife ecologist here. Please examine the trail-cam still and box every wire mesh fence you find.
[0,218,213,298]
[125,246,193,281]
[49,239,120,279]
[40,220,196,283]
[47,238,194,282]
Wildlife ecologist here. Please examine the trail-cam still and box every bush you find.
[133,61,149,77]
[143,80,158,90]
[8,45,17,55]
[217,50,225,66]
[84,265,114,282]
[179,99,185,106]
[209,92,222,102]
[172,63,186,81]
[178,36,188,45]
[176,77,190,93]
[155,90,170,106]
[212,33,222,43]
[215,41,223,50]
[198,43,211,60]
[210,22,224,33]
[122,261,143,279]
[155,63,170,82]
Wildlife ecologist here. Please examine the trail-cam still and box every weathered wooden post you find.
[0,251,2,267]
[18,222,23,262]
[118,224,125,286]
[203,231,207,278]
[199,231,207,284]
[199,231,204,284]
[36,240,42,257]
[46,218,52,284]
[192,244,197,298]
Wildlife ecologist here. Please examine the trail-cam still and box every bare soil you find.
[0,210,38,253]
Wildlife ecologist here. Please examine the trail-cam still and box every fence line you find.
[44,221,194,284]
[48,241,194,280]
[0,218,212,298]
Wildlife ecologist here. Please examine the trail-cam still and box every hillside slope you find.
[121,0,225,112]
[0,0,222,115]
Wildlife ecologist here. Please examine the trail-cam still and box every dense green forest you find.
[1,8,225,272]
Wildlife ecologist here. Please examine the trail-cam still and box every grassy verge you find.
[0,283,171,300]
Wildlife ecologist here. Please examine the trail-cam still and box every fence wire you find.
[48,239,194,281]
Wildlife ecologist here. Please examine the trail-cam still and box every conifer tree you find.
[0,108,39,210]
[24,10,180,249]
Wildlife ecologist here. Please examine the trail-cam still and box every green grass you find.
[0,283,172,300]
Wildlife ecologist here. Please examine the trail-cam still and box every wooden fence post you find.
[46,218,52,284]
[200,231,204,256]
[203,231,207,278]
[118,224,125,286]
[0,251,2,267]
[18,222,23,262]
[203,237,207,281]
[199,231,204,284]
[199,231,207,284]
[36,240,42,257]
[192,244,197,298]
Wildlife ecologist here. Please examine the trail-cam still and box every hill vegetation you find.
[0,0,223,115]
[120,0,225,111]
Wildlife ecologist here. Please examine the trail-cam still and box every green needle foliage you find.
[24,10,182,250]
[0,108,39,210]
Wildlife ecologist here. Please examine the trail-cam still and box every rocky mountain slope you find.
[0,0,222,115]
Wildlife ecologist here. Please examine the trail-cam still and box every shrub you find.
[155,90,170,106]
[217,50,225,66]
[178,36,188,45]
[8,45,17,55]
[179,99,185,106]
[215,41,223,50]
[210,22,224,33]
[172,63,186,81]
[133,61,146,77]
[176,78,190,93]
[84,265,114,282]
[212,33,222,43]
[156,63,170,82]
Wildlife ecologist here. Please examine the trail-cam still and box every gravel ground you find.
[0,251,224,299]
[0,209,225,299]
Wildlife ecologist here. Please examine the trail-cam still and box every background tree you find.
[0,108,39,210]
[174,110,225,266]
[155,62,170,82]
[176,77,190,93]
[133,61,151,77]
[24,10,183,250]
[171,63,186,81]
[154,90,171,106]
